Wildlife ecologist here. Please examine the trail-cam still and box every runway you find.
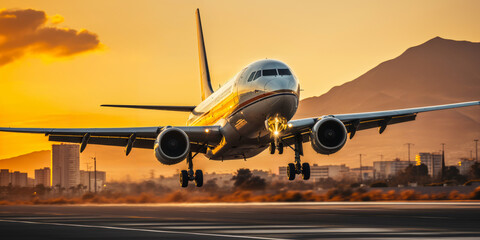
[1,202,479,239]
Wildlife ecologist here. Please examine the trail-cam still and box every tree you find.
[34,184,46,195]
[470,162,480,179]
[202,179,219,192]
[392,164,431,185]
[445,166,467,183]
[231,168,266,191]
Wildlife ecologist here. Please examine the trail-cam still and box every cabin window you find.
[278,68,292,76]
[254,70,262,80]
[262,69,277,76]
[247,72,256,82]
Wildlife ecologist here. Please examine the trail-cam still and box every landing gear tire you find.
[269,142,275,154]
[194,170,203,187]
[180,170,189,188]
[302,163,310,180]
[277,142,284,154]
[287,163,296,181]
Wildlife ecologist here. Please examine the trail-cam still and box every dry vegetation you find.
[1,185,479,205]
[1,167,480,205]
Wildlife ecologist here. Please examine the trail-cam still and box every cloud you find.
[0,8,101,66]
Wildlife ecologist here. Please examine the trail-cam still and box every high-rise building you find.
[416,152,442,178]
[373,158,411,179]
[34,167,51,187]
[11,171,28,187]
[52,144,80,189]
[0,169,11,186]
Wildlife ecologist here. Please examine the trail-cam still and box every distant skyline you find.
[1,1,480,179]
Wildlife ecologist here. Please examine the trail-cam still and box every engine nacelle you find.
[310,117,347,155]
[154,127,190,165]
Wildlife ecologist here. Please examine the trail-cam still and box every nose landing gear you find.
[283,134,310,181]
[179,152,203,187]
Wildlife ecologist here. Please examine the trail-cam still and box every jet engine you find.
[154,127,190,165]
[310,117,347,155]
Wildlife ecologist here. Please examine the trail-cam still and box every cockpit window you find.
[247,72,256,82]
[262,69,277,76]
[253,70,262,80]
[278,68,292,76]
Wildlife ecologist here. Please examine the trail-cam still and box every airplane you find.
[1,9,479,188]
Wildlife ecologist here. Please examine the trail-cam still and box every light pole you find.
[405,143,414,164]
[91,156,97,193]
[441,143,446,180]
[84,163,91,192]
[475,139,478,162]
[359,154,365,183]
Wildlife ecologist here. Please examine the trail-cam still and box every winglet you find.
[196,8,214,100]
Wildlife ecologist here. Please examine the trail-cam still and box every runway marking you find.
[0,219,288,240]
[217,227,394,234]
[115,222,214,226]
[8,216,112,220]
[415,216,451,219]
[159,225,318,230]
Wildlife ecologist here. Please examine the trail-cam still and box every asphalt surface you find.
[1,202,479,239]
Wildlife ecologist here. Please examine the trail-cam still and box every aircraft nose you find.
[264,77,298,93]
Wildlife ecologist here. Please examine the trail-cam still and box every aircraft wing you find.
[282,100,480,144]
[0,126,222,153]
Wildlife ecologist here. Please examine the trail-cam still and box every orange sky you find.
[1,0,480,179]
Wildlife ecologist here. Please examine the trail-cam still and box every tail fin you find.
[196,8,214,100]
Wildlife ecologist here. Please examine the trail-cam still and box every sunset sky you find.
[1,1,479,179]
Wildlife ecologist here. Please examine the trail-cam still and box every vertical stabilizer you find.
[196,8,214,100]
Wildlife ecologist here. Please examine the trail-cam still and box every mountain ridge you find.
[295,36,479,167]
[297,36,480,117]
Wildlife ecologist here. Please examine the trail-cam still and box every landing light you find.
[205,129,210,133]
[266,115,287,137]
[288,123,293,128]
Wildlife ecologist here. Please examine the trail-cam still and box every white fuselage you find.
[186,59,300,160]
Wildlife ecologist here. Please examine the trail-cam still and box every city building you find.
[457,158,475,175]
[52,144,80,189]
[416,152,442,178]
[34,167,51,187]
[350,166,374,180]
[27,178,35,187]
[80,170,106,191]
[279,164,350,181]
[0,169,11,186]
[11,171,28,187]
[373,158,411,179]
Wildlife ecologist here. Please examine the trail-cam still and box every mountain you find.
[296,37,480,166]
[0,150,51,177]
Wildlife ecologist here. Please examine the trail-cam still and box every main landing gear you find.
[273,134,310,181]
[179,152,203,188]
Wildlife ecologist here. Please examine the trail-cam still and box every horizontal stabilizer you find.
[101,104,196,112]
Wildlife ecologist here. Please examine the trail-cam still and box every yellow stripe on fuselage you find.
[187,91,238,126]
